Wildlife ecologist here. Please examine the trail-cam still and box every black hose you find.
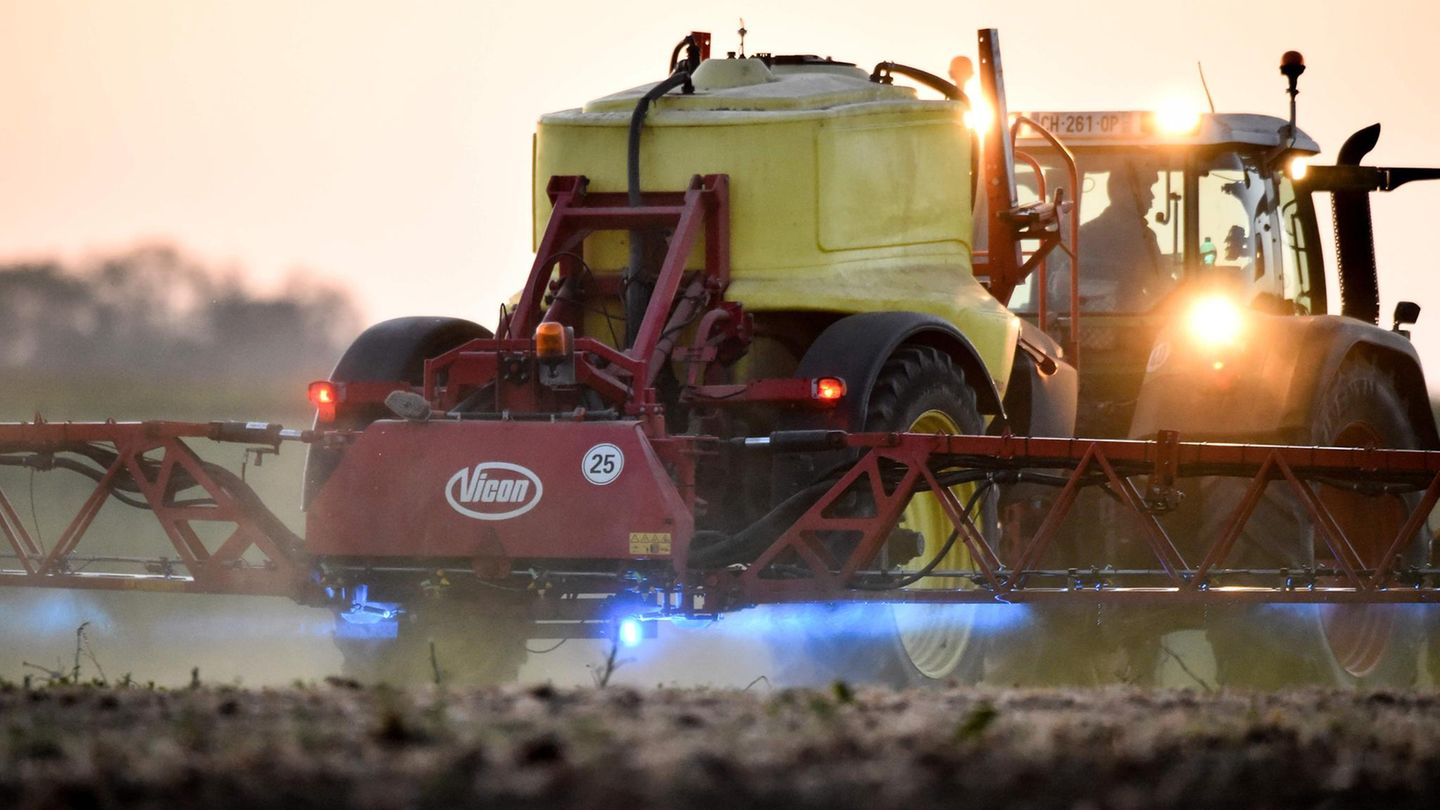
[626,70,693,209]
[623,70,691,349]
[668,38,692,74]
[867,61,963,102]
[0,454,155,509]
[0,449,303,556]
[687,477,836,568]
[624,35,702,348]
[688,465,1085,570]
[851,480,995,591]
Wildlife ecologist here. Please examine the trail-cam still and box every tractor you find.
[988,98,1440,686]
[303,32,1438,687]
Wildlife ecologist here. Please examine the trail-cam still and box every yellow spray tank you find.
[533,52,1019,393]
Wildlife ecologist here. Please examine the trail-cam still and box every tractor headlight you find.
[1185,293,1245,348]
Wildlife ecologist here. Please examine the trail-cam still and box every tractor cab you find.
[1003,111,1322,436]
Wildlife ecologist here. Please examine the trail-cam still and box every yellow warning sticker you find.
[629,532,672,556]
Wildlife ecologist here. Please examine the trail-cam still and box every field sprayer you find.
[3,30,1440,688]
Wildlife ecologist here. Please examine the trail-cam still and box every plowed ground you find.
[3,683,1440,809]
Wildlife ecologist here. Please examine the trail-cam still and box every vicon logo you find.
[444,462,543,521]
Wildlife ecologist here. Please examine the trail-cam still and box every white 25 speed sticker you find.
[582,443,624,485]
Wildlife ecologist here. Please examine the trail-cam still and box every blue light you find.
[618,617,643,647]
[334,583,402,640]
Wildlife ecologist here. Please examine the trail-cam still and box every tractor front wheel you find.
[1207,357,1428,688]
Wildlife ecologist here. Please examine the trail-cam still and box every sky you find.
[3,0,1440,377]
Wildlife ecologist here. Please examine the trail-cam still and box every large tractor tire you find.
[1207,357,1428,689]
[797,346,997,687]
[314,317,533,685]
[305,316,493,506]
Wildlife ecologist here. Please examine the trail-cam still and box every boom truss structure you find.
[0,420,313,598]
[0,420,1437,619]
[702,429,1440,614]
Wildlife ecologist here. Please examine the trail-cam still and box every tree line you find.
[0,244,360,384]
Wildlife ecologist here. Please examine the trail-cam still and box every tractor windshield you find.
[1007,146,1287,317]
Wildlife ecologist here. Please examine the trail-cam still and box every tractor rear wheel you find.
[1207,357,1428,688]
[800,346,996,687]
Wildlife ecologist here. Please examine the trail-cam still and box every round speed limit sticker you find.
[582,443,624,486]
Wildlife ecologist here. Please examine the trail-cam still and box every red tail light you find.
[813,377,846,402]
[308,380,339,422]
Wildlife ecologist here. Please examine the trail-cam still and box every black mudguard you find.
[1005,319,1078,438]
[1129,313,1438,448]
[785,311,1007,431]
[774,312,1009,497]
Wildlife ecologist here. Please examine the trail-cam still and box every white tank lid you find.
[689,57,774,91]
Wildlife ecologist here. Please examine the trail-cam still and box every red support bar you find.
[711,431,1440,612]
[1374,473,1440,588]
[510,176,589,337]
[919,465,1006,588]
[685,377,840,406]
[1093,450,1189,584]
[0,489,42,574]
[630,178,716,385]
[39,445,129,575]
[0,420,314,600]
[1280,453,1366,587]
[1189,453,1277,585]
[1005,440,1096,587]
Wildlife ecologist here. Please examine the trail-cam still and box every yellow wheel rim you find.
[892,408,981,680]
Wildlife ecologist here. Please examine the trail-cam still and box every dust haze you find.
[0,251,858,689]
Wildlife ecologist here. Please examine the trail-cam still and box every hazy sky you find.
[3,0,1439,374]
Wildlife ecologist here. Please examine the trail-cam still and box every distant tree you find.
[0,262,92,368]
[0,243,360,384]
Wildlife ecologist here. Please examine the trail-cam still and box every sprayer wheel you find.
[1429,607,1440,686]
[401,598,530,685]
[1206,357,1427,688]
[799,346,996,687]
[334,596,530,686]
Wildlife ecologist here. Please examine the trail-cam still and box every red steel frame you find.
[0,418,1437,621]
[0,420,311,598]
[427,173,734,422]
[706,430,1440,613]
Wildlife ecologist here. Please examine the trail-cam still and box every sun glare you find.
[1155,99,1202,135]
[1186,293,1245,348]
[963,77,995,131]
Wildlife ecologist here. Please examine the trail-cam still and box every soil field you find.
[3,683,1439,809]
